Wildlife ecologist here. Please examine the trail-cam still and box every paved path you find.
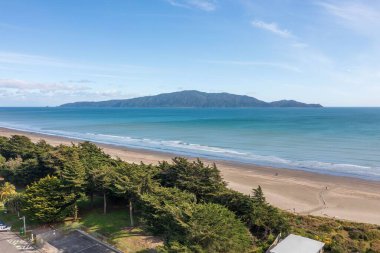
[0,231,39,253]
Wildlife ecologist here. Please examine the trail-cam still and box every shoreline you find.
[1,127,380,225]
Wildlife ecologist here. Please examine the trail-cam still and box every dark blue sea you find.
[0,107,379,180]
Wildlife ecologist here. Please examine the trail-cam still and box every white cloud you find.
[0,83,140,106]
[166,0,217,11]
[0,79,90,91]
[317,1,380,36]
[251,20,293,38]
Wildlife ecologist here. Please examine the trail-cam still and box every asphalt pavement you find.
[0,231,39,253]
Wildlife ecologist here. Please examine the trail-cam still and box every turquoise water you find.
[0,107,379,180]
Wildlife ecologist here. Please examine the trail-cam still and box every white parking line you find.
[7,239,36,250]
[0,231,40,253]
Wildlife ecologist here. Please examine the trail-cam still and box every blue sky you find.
[0,0,379,106]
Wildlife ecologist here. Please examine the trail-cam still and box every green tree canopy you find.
[185,203,253,253]
[22,175,75,223]
[58,146,85,190]
[93,164,119,214]
[0,154,5,165]
[0,182,16,202]
[0,156,23,184]
[0,136,8,151]
[1,135,36,160]
[4,193,22,214]
[157,157,226,200]
[211,189,255,222]
[78,142,113,204]
[139,186,196,239]
[252,185,266,205]
[249,186,289,240]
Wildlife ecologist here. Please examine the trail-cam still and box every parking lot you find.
[48,230,121,253]
[0,231,39,253]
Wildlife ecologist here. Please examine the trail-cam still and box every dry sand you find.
[1,127,380,225]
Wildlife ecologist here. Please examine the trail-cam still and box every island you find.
[60,90,323,108]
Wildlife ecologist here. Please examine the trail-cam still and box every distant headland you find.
[59,90,323,108]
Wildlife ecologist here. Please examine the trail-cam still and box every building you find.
[269,234,325,253]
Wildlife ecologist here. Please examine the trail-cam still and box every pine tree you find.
[22,176,73,222]
[93,165,114,214]
[78,142,111,207]
[113,173,134,225]
[252,185,266,204]
[186,203,253,253]
[55,146,86,220]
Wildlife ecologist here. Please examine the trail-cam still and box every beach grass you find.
[288,213,380,252]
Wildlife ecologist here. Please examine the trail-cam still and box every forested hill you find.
[59,90,323,108]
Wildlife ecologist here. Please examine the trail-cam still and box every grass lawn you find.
[0,205,24,231]
[0,204,40,240]
[64,198,162,253]
[1,197,162,253]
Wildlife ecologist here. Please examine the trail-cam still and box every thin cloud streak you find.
[67,79,94,84]
[318,1,380,23]
[251,20,293,38]
[0,79,90,91]
[0,51,157,74]
[207,60,301,72]
[166,0,217,11]
[317,1,380,36]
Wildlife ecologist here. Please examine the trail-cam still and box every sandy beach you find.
[1,127,380,225]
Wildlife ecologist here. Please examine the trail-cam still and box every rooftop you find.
[270,234,325,253]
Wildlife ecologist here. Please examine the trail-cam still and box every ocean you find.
[0,107,379,180]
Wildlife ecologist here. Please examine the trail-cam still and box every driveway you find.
[0,231,39,253]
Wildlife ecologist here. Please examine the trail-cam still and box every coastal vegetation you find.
[0,135,379,252]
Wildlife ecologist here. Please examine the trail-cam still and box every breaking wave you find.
[1,122,379,180]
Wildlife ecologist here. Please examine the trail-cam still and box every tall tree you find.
[1,135,35,160]
[0,157,23,184]
[93,165,115,214]
[51,145,86,220]
[4,193,22,216]
[113,172,135,226]
[185,203,253,253]
[22,176,74,223]
[139,186,196,240]
[249,186,289,240]
[157,157,226,201]
[252,185,266,205]
[78,142,111,206]
[210,189,255,223]
[113,162,157,227]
